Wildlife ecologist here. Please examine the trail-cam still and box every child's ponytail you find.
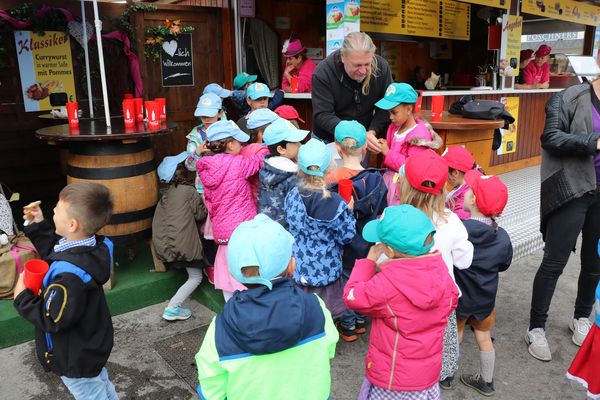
[299,166,331,199]
[203,138,231,155]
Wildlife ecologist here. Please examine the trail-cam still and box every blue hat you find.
[203,83,232,98]
[363,205,436,255]
[228,214,295,290]
[334,120,367,148]
[194,93,222,117]
[157,151,188,183]
[247,82,272,100]
[263,118,309,146]
[375,83,419,110]
[247,108,280,130]
[206,120,249,143]
[298,138,331,177]
[233,72,257,90]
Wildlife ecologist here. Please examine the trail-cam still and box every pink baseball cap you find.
[442,146,476,173]
[403,150,448,195]
[282,39,305,58]
[464,170,508,217]
[274,105,305,123]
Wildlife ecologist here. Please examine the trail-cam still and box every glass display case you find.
[549,54,600,87]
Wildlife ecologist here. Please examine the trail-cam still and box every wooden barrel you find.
[66,140,158,245]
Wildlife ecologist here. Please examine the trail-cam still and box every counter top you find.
[419,111,505,130]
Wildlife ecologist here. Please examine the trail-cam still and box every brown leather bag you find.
[0,233,38,299]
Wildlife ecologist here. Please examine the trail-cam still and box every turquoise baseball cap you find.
[363,205,436,256]
[157,151,188,183]
[298,138,331,177]
[194,93,222,117]
[233,72,257,90]
[228,214,295,290]
[247,108,280,130]
[205,120,249,143]
[263,118,309,146]
[247,82,272,100]
[375,83,418,110]
[334,120,367,148]
[203,83,232,98]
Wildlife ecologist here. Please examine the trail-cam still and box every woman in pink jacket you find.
[344,205,458,399]
[375,83,442,206]
[197,120,268,301]
[281,38,316,93]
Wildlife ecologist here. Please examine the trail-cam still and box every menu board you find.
[521,0,600,26]
[361,0,470,41]
[458,0,510,10]
[161,33,194,87]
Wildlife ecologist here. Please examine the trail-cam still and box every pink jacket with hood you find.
[446,183,471,219]
[382,119,432,172]
[197,150,267,244]
[344,254,458,392]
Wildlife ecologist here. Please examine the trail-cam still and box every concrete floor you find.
[0,246,592,400]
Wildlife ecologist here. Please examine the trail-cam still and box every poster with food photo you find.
[14,31,77,112]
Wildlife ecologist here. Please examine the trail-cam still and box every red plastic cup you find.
[291,76,299,93]
[431,95,444,122]
[133,98,144,122]
[145,101,161,130]
[338,179,353,203]
[66,102,79,128]
[122,100,135,128]
[414,90,423,114]
[155,97,166,121]
[23,259,49,296]
[123,93,133,99]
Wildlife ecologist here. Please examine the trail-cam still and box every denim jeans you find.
[529,192,600,330]
[341,269,366,329]
[61,367,118,400]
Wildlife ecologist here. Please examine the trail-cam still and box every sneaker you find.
[355,320,367,335]
[525,328,552,361]
[203,266,215,285]
[439,375,456,390]
[162,306,191,321]
[569,318,592,346]
[460,373,495,396]
[336,322,358,342]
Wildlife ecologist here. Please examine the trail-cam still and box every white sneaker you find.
[569,318,592,346]
[525,328,552,361]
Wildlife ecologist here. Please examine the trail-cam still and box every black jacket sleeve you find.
[268,89,285,111]
[368,60,393,138]
[23,220,59,260]
[541,92,600,156]
[311,71,341,143]
[14,273,88,333]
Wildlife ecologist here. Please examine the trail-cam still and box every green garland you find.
[144,19,194,61]
[111,3,156,52]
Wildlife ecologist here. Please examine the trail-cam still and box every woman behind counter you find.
[281,38,316,93]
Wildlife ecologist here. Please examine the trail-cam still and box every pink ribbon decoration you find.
[0,10,31,28]
[100,31,143,98]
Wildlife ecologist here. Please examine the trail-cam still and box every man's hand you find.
[366,130,382,153]
[366,243,387,263]
[13,274,25,299]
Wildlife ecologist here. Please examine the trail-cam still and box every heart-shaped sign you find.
[162,40,177,57]
[68,20,94,47]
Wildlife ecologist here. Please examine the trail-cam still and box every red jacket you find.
[344,255,458,391]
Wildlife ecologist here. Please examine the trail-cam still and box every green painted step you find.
[0,243,224,349]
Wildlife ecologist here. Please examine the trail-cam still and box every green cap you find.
[233,72,257,90]
[334,120,367,148]
[362,205,436,255]
[375,83,418,110]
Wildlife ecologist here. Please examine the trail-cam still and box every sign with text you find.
[458,0,510,10]
[14,31,76,112]
[500,15,523,77]
[497,96,519,155]
[361,0,470,41]
[161,33,194,87]
[521,0,600,26]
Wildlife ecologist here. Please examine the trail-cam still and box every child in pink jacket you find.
[375,83,442,206]
[197,120,268,301]
[442,145,478,219]
[345,205,458,399]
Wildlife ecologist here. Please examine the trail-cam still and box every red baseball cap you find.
[404,150,448,195]
[464,170,508,216]
[535,44,552,57]
[442,146,476,172]
[274,105,305,123]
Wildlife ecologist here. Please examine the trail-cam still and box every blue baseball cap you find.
[247,82,272,100]
[298,138,331,177]
[247,108,280,130]
[203,83,232,98]
[194,93,222,117]
[205,120,249,143]
[233,72,257,90]
[228,214,295,290]
[263,118,309,146]
[157,151,188,183]
[375,83,419,110]
[363,205,436,255]
[334,120,367,148]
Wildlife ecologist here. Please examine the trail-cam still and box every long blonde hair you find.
[399,176,448,224]
[341,32,379,96]
[298,166,331,199]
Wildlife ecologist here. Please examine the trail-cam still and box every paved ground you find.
[0,246,591,399]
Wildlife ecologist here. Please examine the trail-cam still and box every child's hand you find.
[195,141,207,156]
[367,243,387,263]
[23,201,43,225]
[378,138,389,156]
[13,273,25,299]
[347,198,355,211]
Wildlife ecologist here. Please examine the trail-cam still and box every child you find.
[246,108,280,144]
[398,149,473,389]
[285,138,358,341]
[274,104,305,128]
[442,145,477,219]
[454,170,512,396]
[196,214,338,400]
[231,73,284,118]
[258,118,309,228]
[13,182,117,399]
[153,153,208,321]
[202,83,231,120]
[566,280,600,399]
[344,205,458,399]
[197,120,267,301]
[375,82,443,206]
[236,82,273,135]
[328,120,367,183]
